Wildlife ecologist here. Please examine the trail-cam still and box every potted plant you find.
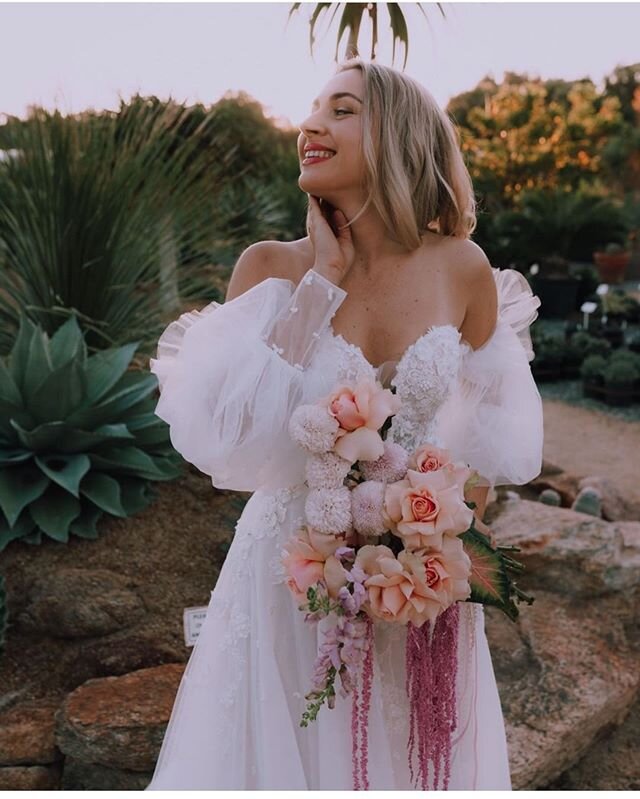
[602,352,640,406]
[580,354,607,400]
[531,333,570,381]
[628,330,640,355]
[529,255,580,319]
[593,241,632,284]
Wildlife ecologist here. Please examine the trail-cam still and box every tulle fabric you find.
[435,267,543,489]
[145,487,512,791]
[149,269,346,492]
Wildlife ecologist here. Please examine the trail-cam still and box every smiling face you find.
[297,68,366,199]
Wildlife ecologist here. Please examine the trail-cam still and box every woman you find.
[146,58,543,790]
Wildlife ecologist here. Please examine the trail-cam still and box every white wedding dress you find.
[145,263,543,790]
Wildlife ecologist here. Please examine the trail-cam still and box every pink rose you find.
[383,467,474,550]
[408,443,475,490]
[407,443,453,473]
[397,536,472,626]
[354,541,470,626]
[322,377,402,463]
[282,525,349,603]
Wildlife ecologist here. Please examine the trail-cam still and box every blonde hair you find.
[319,58,477,250]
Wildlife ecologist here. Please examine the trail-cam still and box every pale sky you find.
[1,1,639,129]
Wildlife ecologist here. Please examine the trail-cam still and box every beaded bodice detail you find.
[322,324,469,453]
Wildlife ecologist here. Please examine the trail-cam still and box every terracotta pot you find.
[593,251,631,284]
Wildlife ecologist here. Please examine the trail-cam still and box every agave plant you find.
[0,313,183,551]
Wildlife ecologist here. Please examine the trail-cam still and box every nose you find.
[299,110,325,139]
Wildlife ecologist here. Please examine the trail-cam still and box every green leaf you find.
[11,419,69,451]
[8,316,40,394]
[23,327,54,398]
[90,445,173,479]
[79,471,127,516]
[67,372,157,428]
[29,484,81,542]
[48,314,87,370]
[0,465,49,526]
[34,453,91,497]
[0,510,36,551]
[28,358,88,423]
[69,501,103,540]
[119,476,153,515]
[460,527,520,622]
[84,343,139,405]
[0,447,34,466]
[0,357,22,407]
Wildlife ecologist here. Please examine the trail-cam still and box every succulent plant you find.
[0,313,183,551]
[571,487,602,518]
[539,488,562,506]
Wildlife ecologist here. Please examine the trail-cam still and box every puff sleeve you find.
[149,269,347,492]
[434,268,543,491]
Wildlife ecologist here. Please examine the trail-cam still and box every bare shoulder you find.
[225,239,302,302]
[455,239,499,350]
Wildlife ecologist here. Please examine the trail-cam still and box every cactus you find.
[571,487,602,517]
[539,488,562,506]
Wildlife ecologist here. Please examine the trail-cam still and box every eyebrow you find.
[311,92,363,109]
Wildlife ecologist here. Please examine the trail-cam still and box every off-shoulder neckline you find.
[328,322,473,375]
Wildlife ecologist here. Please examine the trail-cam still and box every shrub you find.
[580,354,607,382]
[603,359,640,387]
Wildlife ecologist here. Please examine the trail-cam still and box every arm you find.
[149,242,348,492]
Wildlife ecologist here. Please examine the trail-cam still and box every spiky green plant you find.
[0,101,244,357]
[0,313,182,551]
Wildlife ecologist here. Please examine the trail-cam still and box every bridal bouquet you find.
[281,375,533,790]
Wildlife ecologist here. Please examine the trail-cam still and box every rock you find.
[544,690,640,790]
[55,662,184,772]
[492,500,640,597]
[486,590,640,789]
[18,568,146,638]
[62,756,152,790]
[0,764,62,790]
[577,475,635,521]
[0,703,61,766]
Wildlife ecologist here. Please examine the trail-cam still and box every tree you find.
[287,2,445,68]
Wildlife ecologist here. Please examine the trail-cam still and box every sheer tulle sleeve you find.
[149,269,347,492]
[435,268,543,491]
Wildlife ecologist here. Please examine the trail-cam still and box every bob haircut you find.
[311,57,477,250]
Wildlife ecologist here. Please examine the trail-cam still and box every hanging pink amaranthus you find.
[405,602,461,790]
[351,616,374,790]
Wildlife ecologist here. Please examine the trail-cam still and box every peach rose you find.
[408,443,476,490]
[383,467,474,550]
[407,443,453,473]
[322,376,402,463]
[282,525,349,603]
[354,539,470,626]
[398,536,472,626]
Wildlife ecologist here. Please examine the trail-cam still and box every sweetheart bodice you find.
[314,323,469,452]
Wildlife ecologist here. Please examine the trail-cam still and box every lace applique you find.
[388,326,462,451]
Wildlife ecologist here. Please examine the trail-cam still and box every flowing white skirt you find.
[146,486,512,790]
